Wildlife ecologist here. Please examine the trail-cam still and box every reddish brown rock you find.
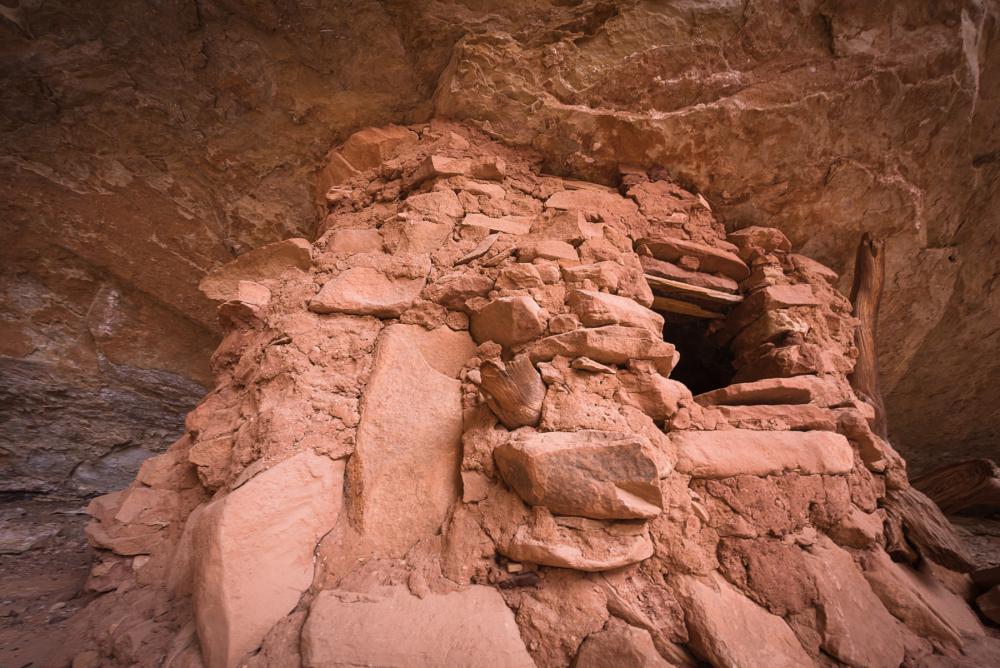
[675,573,812,668]
[347,325,472,557]
[568,289,664,336]
[504,511,654,572]
[528,326,677,375]
[574,618,674,668]
[494,430,662,520]
[694,375,852,407]
[470,295,547,348]
[191,451,344,668]
[199,239,312,301]
[636,237,749,281]
[309,266,427,318]
[301,586,534,667]
[340,125,418,171]
[672,430,853,478]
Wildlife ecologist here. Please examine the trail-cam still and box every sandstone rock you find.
[528,326,677,375]
[199,239,312,301]
[639,255,739,293]
[309,266,427,317]
[672,430,854,478]
[496,264,545,289]
[347,325,470,557]
[301,585,534,668]
[637,237,749,281]
[409,154,470,186]
[859,550,973,653]
[568,289,664,336]
[479,355,545,428]
[675,573,812,668]
[517,239,579,263]
[462,212,532,235]
[574,618,674,668]
[381,219,452,254]
[470,295,546,348]
[716,404,837,431]
[727,226,792,261]
[694,375,851,407]
[340,125,418,171]
[191,451,344,668]
[616,364,691,423]
[799,536,906,668]
[317,150,360,194]
[470,156,507,181]
[504,512,654,572]
[494,430,662,520]
[535,209,603,243]
[422,272,494,310]
[828,506,884,548]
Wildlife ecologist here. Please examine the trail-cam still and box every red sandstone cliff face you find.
[1,2,998,488]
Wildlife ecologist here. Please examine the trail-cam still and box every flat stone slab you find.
[694,375,851,407]
[636,236,749,280]
[191,451,344,668]
[302,585,534,667]
[672,429,853,478]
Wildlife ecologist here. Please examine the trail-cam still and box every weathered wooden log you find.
[912,459,1000,515]
[849,232,888,439]
[883,486,976,572]
[479,355,545,428]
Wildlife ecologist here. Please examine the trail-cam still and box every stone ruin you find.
[78,122,993,667]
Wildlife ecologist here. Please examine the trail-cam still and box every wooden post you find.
[849,232,888,439]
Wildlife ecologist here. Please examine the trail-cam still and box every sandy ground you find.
[0,495,96,668]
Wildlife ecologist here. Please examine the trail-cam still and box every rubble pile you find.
[78,122,994,668]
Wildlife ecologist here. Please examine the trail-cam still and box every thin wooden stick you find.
[849,232,887,439]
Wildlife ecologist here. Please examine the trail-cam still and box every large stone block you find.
[347,325,474,557]
[301,585,534,667]
[495,430,662,520]
[567,289,664,336]
[191,450,344,668]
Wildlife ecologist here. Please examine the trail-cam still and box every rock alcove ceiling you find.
[2,0,999,499]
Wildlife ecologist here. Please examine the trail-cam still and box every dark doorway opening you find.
[662,315,735,396]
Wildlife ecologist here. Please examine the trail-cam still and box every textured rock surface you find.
[302,586,535,668]
[3,0,998,493]
[67,126,1000,668]
[191,451,344,668]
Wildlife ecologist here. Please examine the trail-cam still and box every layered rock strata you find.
[76,123,996,668]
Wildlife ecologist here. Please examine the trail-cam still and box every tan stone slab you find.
[192,451,344,668]
[672,429,854,478]
[302,585,534,667]
[651,296,724,319]
[645,274,743,305]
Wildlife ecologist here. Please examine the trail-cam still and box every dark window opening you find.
[662,315,735,396]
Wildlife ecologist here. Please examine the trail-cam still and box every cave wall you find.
[2,0,998,493]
